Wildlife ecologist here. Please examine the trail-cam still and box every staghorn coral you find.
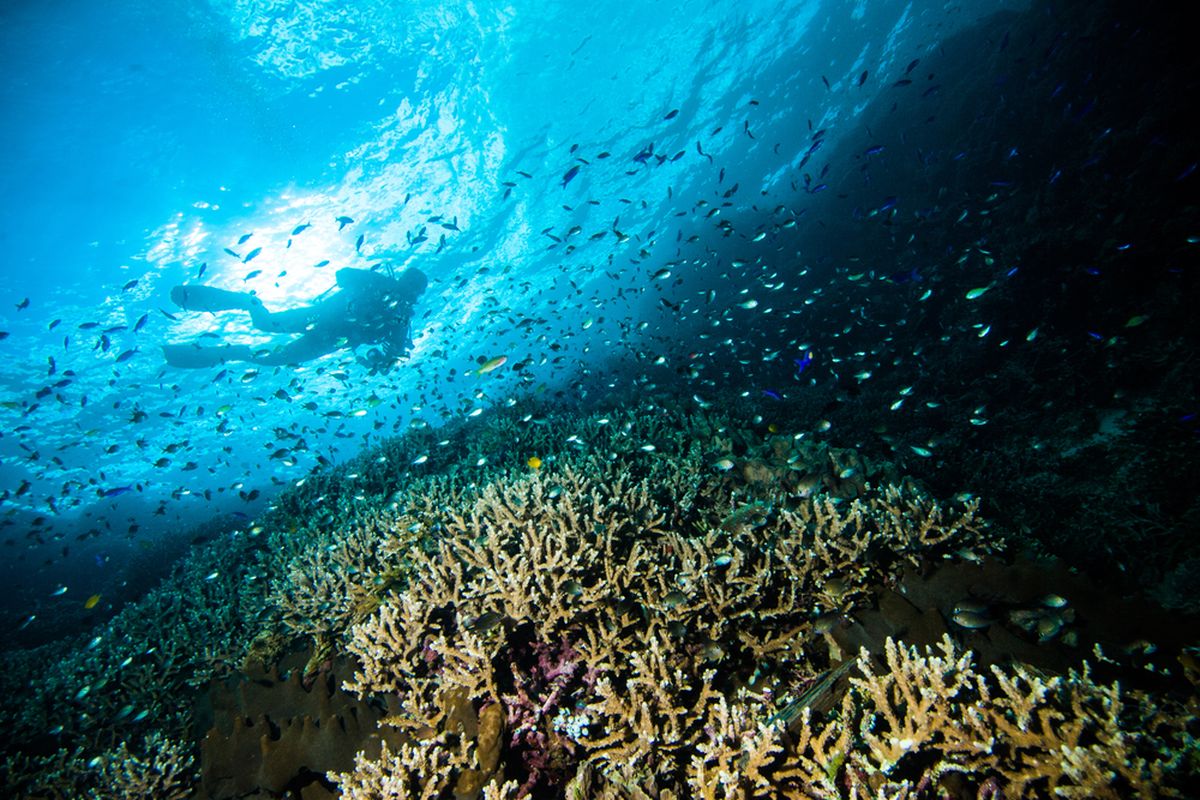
[728,635,1193,799]
[332,738,522,800]
[334,416,998,796]
[88,731,194,800]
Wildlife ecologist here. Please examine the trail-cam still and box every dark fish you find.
[561,165,581,187]
[197,262,207,279]
[857,70,869,86]
[16,298,29,310]
[134,313,149,332]
[243,247,262,263]
[121,279,139,292]
[159,308,178,320]
[893,79,913,87]
[888,267,922,284]
[821,75,830,90]
[905,58,920,74]
[115,348,137,363]
[664,108,679,120]
[99,486,135,498]
[336,215,354,230]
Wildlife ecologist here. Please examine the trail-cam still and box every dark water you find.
[0,0,1197,796]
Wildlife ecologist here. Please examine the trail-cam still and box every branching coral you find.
[333,411,999,796]
[804,636,1190,798]
[89,731,194,800]
[332,738,521,800]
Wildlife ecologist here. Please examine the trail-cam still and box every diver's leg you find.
[247,304,318,334]
[162,342,255,368]
[246,333,339,366]
[170,285,259,313]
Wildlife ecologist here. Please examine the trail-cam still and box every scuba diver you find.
[162,266,428,372]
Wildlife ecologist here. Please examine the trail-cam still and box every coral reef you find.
[2,398,1195,798]
[326,406,1007,796]
[0,526,269,798]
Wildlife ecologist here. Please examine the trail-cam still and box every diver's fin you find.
[170,285,260,313]
[162,343,253,368]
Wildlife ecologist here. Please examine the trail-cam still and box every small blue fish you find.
[100,486,134,498]
[561,165,581,187]
[794,351,814,375]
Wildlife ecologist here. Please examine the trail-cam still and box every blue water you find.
[1,0,1026,617]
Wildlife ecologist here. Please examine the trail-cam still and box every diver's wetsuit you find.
[162,267,427,369]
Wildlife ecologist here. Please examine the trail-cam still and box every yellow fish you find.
[527,456,542,470]
[84,594,101,610]
[473,355,507,375]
